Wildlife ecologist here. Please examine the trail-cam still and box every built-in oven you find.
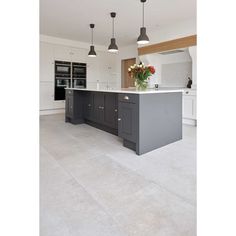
[72,62,86,78]
[56,78,70,88]
[55,60,71,77]
[73,79,86,88]
[54,78,70,100]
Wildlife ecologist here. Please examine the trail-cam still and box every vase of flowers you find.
[128,63,155,90]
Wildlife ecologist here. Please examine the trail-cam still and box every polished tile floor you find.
[40,114,196,236]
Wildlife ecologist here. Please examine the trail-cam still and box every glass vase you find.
[135,79,148,90]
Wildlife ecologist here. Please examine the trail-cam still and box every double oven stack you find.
[54,61,87,100]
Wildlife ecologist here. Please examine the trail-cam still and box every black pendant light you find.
[88,24,97,57]
[137,0,149,45]
[108,12,118,53]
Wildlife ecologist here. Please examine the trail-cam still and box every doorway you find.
[121,58,136,88]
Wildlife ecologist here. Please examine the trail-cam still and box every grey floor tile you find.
[40,114,196,236]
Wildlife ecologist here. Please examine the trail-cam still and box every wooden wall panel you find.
[138,35,197,56]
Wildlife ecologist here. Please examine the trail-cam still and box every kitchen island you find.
[65,88,183,155]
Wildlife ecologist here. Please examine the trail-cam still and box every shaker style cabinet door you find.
[40,42,54,82]
[84,92,94,121]
[118,101,137,143]
[94,93,105,124]
[104,93,118,129]
[53,45,72,61]
[183,95,196,119]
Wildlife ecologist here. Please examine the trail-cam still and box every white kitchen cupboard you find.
[70,47,87,63]
[182,89,197,125]
[87,57,100,83]
[53,44,72,61]
[40,82,54,110]
[40,42,54,82]
[98,52,118,83]
[40,82,65,111]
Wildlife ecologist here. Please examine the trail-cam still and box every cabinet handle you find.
[118,118,121,121]
[88,104,91,107]
[100,106,104,110]
[114,109,117,112]
[124,95,129,100]
[186,91,189,94]
[70,106,72,109]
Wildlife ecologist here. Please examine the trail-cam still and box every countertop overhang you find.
[65,87,184,94]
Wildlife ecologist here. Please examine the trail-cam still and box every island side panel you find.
[65,89,85,124]
[138,92,182,155]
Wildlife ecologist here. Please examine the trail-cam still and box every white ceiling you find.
[40,0,196,47]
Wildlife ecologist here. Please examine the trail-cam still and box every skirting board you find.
[40,109,65,116]
[183,118,197,126]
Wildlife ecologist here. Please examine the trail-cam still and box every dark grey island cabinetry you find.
[65,88,183,155]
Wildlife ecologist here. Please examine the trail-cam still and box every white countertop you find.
[65,87,184,94]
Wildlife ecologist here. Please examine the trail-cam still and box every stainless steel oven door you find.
[56,79,70,88]
[73,79,86,88]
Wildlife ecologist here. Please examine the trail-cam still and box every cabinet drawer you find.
[118,94,138,104]
[66,89,74,96]
[183,90,196,96]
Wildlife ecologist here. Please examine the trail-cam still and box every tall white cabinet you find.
[182,89,197,126]
[40,42,65,114]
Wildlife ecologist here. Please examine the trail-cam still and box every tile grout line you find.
[105,153,196,207]
[42,147,128,236]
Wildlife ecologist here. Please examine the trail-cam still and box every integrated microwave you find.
[72,62,86,78]
[55,61,71,77]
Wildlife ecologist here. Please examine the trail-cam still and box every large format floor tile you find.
[40,114,196,236]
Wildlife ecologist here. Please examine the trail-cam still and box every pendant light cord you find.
[142,2,144,27]
[91,28,93,45]
[112,17,114,38]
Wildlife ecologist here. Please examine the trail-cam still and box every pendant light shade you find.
[108,12,118,52]
[88,24,97,57]
[137,27,149,44]
[137,0,149,45]
[88,45,96,57]
[108,38,118,52]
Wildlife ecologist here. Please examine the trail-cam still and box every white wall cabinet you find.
[53,45,72,61]
[40,42,54,82]
[98,52,118,84]
[70,48,87,63]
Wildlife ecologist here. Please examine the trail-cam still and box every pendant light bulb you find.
[88,24,97,57]
[137,0,149,45]
[108,12,118,53]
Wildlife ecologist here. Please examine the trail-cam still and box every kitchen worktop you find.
[65,87,183,94]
